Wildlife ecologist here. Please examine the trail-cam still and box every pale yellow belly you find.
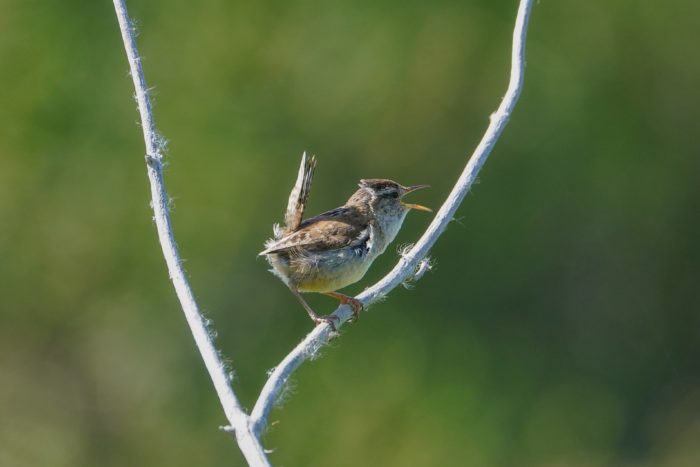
[297,259,372,293]
[267,249,374,293]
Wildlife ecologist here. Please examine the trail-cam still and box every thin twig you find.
[250,0,535,436]
[111,1,270,465]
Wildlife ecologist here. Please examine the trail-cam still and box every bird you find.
[259,153,431,329]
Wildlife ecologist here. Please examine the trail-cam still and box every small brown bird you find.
[260,153,431,328]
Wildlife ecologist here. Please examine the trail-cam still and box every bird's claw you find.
[314,314,340,332]
[346,298,364,323]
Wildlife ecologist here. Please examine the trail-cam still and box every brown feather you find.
[260,206,371,255]
[283,153,316,233]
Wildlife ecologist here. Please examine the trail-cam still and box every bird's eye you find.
[385,190,399,199]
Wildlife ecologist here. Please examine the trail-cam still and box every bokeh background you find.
[2,0,699,465]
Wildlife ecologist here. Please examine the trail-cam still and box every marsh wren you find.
[260,153,431,329]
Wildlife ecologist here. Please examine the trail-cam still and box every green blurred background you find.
[2,0,699,465]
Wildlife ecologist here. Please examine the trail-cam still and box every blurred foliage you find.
[1,0,699,466]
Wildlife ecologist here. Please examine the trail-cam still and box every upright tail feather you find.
[284,152,316,233]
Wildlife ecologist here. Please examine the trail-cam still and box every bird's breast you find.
[369,210,408,257]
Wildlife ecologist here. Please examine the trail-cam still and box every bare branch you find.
[251,0,536,436]
[112,0,535,461]
[111,1,270,465]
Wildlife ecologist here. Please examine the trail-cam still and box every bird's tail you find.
[283,152,316,234]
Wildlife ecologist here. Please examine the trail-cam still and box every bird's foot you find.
[324,292,364,322]
[314,314,340,332]
[345,297,363,322]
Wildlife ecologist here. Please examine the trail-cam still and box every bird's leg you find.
[324,292,364,322]
[288,286,339,331]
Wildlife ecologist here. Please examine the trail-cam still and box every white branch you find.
[112,0,535,462]
[250,0,535,436]
[111,1,270,465]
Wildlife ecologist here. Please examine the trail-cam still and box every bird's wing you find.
[284,153,316,232]
[260,208,370,256]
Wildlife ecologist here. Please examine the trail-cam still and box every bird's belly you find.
[297,259,370,292]
[271,248,374,293]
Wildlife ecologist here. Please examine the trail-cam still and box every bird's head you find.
[356,179,432,213]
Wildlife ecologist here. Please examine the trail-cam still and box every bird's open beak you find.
[401,184,432,212]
